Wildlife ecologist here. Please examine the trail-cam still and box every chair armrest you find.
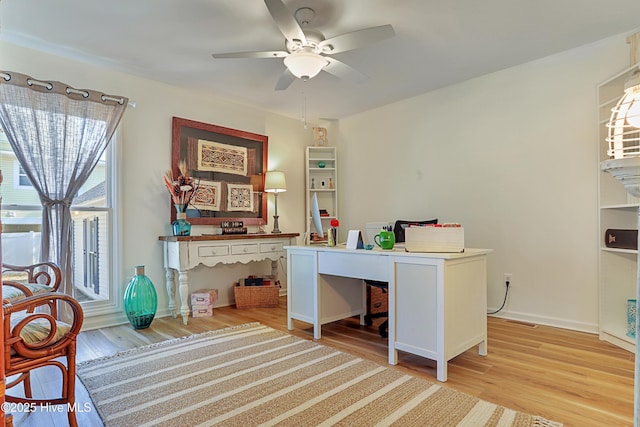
[3,262,62,292]
[4,293,83,359]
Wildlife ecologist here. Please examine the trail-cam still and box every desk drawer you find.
[260,242,284,253]
[318,251,389,282]
[198,245,229,257]
[231,244,259,255]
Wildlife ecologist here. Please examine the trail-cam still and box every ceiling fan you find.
[212,0,395,90]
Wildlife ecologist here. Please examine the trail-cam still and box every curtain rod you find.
[0,71,136,108]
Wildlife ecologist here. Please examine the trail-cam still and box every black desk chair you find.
[364,219,438,338]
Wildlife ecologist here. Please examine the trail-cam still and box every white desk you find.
[159,233,298,325]
[286,245,492,382]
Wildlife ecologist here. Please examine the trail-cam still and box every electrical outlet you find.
[504,273,512,286]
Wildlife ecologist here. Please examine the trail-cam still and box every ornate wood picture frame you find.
[171,117,268,226]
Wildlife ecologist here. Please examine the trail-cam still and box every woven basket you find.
[234,285,280,309]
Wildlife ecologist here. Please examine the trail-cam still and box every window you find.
[14,162,33,189]
[1,128,120,311]
[83,216,100,294]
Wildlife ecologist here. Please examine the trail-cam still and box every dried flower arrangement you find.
[163,160,198,207]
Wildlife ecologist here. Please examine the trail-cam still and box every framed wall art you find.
[171,117,268,226]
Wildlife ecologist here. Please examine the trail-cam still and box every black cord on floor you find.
[487,281,509,315]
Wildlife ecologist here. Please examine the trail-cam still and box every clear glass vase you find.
[123,265,158,330]
[172,204,191,236]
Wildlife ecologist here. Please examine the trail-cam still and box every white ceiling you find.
[2,0,640,122]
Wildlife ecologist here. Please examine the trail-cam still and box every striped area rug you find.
[77,323,562,427]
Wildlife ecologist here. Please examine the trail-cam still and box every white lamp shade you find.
[284,50,328,80]
[264,171,287,193]
[607,71,640,159]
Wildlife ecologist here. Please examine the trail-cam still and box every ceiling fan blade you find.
[318,25,395,54]
[264,0,307,45]
[323,58,368,83]
[275,69,296,91]
[212,51,288,59]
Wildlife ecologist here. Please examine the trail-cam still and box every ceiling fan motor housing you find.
[286,30,326,54]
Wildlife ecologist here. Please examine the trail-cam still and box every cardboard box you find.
[405,226,464,253]
[191,304,214,317]
[190,288,219,306]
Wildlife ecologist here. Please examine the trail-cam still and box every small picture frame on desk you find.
[346,230,365,249]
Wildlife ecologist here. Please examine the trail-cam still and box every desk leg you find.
[360,281,366,325]
[436,359,448,382]
[177,270,190,325]
[313,323,321,340]
[165,268,176,318]
[478,338,488,356]
[388,262,398,365]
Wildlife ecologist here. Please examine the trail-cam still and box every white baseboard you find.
[488,308,599,334]
[81,307,175,331]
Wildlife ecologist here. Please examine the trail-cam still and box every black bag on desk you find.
[605,229,638,250]
[393,219,438,243]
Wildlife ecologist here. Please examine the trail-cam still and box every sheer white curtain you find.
[0,71,127,318]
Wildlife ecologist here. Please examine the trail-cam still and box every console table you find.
[159,233,299,325]
[286,245,492,382]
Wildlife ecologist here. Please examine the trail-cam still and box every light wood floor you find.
[7,297,635,426]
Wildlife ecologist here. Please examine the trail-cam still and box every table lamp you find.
[264,171,287,233]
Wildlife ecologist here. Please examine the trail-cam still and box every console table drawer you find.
[198,245,230,257]
[231,244,259,255]
[260,242,284,253]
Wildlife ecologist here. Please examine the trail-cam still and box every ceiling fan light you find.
[284,51,327,80]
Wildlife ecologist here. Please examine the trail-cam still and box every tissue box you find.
[191,304,214,318]
[405,226,464,253]
[190,288,219,306]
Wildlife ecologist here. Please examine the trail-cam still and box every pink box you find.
[190,288,219,306]
[191,304,214,318]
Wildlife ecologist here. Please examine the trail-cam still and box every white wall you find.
[337,32,635,332]
[0,41,312,329]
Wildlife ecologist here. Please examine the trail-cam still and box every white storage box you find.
[405,226,464,253]
[191,304,214,318]
[190,288,219,306]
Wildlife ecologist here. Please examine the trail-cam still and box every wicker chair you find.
[3,293,83,427]
[2,262,62,316]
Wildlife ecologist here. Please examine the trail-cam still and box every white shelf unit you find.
[597,64,639,353]
[305,146,337,244]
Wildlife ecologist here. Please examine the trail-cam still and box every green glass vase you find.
[123,265,158,329]
[172,204,191,236]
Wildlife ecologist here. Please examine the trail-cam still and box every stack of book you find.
[221,220,247,234]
